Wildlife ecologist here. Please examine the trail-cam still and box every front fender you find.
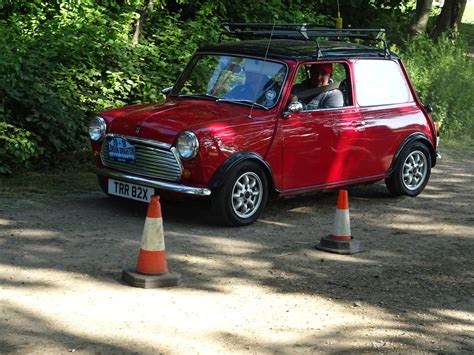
[209,152,277,193]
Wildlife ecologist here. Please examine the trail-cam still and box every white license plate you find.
[108,179,154,203]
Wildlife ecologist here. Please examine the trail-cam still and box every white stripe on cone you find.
[141,217,165,251]
[333,209,351,237]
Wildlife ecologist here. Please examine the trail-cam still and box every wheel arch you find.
[388,133,436,176]
[209,152,278,196]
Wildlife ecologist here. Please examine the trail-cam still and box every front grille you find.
[100,135,182,181]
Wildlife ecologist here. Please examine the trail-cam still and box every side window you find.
[292,62,352,109]
[354,60,412,106]
[332,63,346,83]
[292,65,309,87]
[334,63,352,106]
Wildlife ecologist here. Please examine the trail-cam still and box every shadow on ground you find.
[0,146,473,352]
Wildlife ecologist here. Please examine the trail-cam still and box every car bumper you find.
[94,167,212,196]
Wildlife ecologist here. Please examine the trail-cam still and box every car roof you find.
[198,39,398,61]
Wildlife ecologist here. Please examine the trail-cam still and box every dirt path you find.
[0,145,473,354]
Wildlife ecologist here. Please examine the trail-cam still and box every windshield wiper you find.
[216,98,268,110]
[179,93,218,100]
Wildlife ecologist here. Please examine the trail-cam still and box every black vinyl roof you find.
[198,39,397,61]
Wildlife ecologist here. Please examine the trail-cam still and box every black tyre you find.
[211,161,268,227]
[385,141,431,197]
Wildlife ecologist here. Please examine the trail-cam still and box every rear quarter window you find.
[354,60,413,106]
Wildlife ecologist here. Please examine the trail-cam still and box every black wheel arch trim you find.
[388,133,436,176]
[209,152,277,192]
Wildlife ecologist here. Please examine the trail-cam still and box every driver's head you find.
[309,63,333,87]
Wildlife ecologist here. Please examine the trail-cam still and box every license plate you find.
[108,137,136,163]
[108,179,154,203]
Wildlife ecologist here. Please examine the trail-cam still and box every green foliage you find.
[0,1,215,174]
[0,121,39,174]
[399,35,474,140]
[0,0,472,174]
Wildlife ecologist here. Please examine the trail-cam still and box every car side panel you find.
[280,108,365,190]
[358,102,431,176]
[272,58,436,196]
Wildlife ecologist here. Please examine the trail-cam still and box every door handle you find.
[350,121,366,127]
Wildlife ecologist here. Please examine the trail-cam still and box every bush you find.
[400,35,474,140]
[0,121,38,174]
[0,2,219,174]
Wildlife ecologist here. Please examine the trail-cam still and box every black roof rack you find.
[221,23,390,59]
[222,23,385,40]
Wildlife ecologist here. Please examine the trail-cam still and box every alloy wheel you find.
[231,172,263,218]
[402,150,428,191]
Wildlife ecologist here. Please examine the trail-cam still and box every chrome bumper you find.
[94,167,211,196]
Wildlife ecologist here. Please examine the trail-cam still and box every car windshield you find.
[173,54,287,109]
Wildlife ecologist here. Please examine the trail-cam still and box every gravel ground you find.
[0,145,473,354]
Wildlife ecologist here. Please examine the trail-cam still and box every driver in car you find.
[291,63,344,109]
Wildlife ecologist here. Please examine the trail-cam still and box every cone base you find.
[315,235,363,255]
[122,269,181,289]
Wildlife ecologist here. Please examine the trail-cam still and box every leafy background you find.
[0,0,473,174]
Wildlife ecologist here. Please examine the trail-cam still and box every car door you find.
[281,61,368,192]
[281,108,337,190]
[281,106,367,191]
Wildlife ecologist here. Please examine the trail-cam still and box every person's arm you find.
[305,93,322,110]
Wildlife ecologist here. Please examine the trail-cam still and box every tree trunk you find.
[132,0,156,47]
[432,0,467,41]
[411,0,433,35]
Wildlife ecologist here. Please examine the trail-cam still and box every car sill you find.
[94,167,211,196]
[279,173,386,197]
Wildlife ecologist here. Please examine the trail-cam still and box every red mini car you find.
[89,24,439,226]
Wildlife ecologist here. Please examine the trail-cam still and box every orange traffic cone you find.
[122,196,181,288]
[315,190,363,254]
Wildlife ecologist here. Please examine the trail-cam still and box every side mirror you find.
[287,101,304,113]
[162,87,173,96]
[424,103,433,113]
[282,101,303,119]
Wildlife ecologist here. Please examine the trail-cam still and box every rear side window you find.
[354,60,412,106]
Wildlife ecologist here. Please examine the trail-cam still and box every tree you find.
[432,0,467,40]
[132,0,157,46]
[411,0,432,35]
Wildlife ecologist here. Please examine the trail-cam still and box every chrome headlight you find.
[89,116,106,141]
[176,131,199,160]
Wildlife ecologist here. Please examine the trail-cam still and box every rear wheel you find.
[385,141,431,197]
[211,161,268,227]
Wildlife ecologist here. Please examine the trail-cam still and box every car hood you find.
[101,98,257,145]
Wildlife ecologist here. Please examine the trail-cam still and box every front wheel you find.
[211,161,268,227]
[385,141,432,197]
